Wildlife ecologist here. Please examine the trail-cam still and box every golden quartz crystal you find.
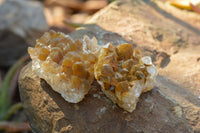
[94,43,158,112]
[28,30,158,112]
[28,30,100,103]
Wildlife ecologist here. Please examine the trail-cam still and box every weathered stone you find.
[85,0,200,93]
[19,62,193,133]
[85,0,200,131]
[70,24,127,46]
[19,0,200,132]
[0,0,48,67]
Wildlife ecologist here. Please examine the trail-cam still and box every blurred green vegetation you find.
[0,54,29,120]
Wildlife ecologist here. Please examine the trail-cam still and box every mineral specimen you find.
[94,43,158,112]
[28,30,158,112]
[28,30,100,103]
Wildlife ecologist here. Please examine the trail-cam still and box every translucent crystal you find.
[28,30,100,103]
[28,30,158,112]
[94,43,158,112]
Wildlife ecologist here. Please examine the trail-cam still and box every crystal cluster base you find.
[28,30,158,112]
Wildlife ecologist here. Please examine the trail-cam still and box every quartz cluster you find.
[28,30,158,112]
[28,30,100,103]
[94,43,158,112]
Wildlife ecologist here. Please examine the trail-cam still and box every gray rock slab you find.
[0,0,48,67]
[19,63,193,133]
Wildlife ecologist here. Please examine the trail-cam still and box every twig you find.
[9,66,23,99]
[0,121,31,132]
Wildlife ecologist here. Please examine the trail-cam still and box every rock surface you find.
[86,0,200,94]
[85,0,200,131]
[19,63,193,133]
[0,0,48,67]
[19,0,200,132]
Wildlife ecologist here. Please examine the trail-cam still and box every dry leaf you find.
[168,0,200,10]
[190,3,200,13]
